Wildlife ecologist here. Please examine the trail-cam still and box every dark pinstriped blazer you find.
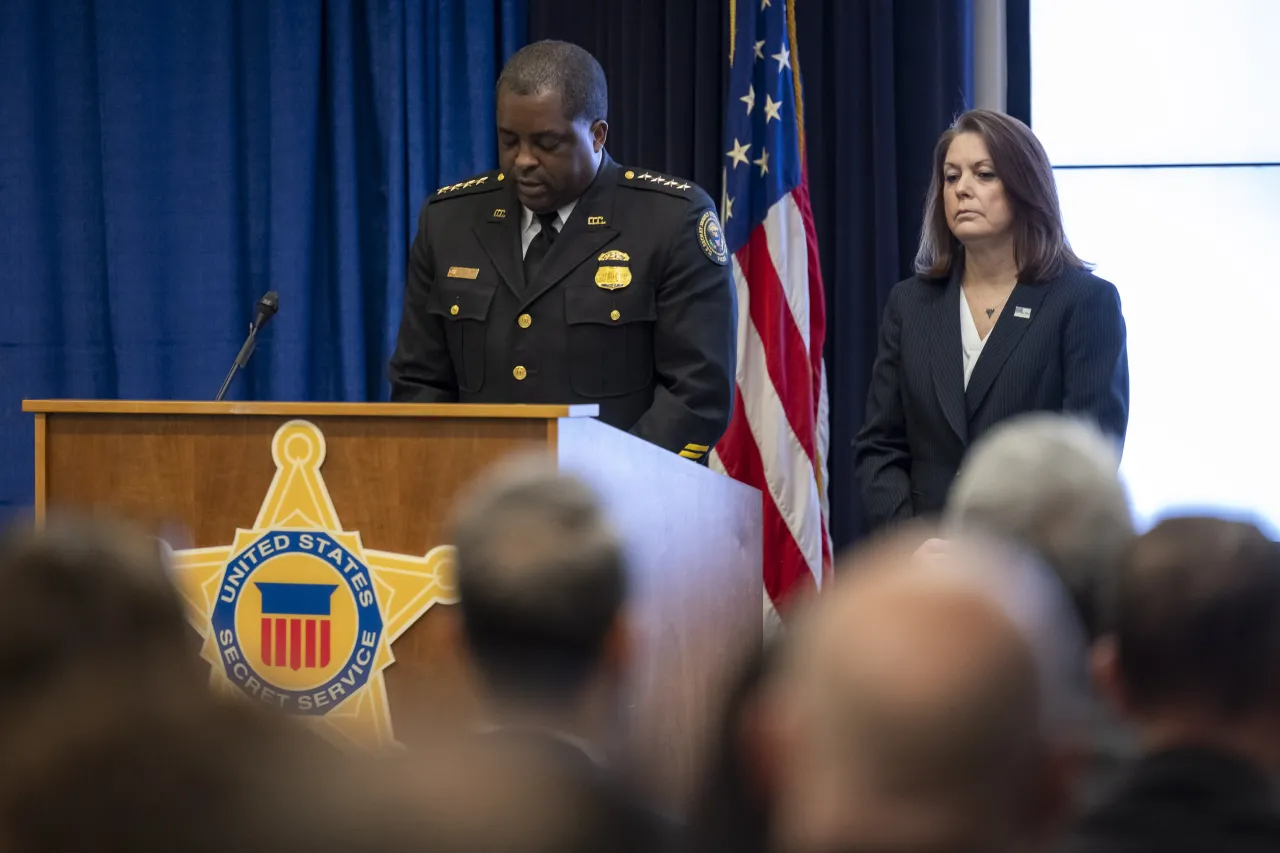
[853,265,1129,531]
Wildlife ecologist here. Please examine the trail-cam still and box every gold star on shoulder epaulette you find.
[621,168,694,198]
[169,420,456,748]
[429,171,505,203]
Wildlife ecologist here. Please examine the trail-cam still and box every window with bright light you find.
[1032,0,1280,533]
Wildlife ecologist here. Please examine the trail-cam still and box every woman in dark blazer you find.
[854,109,1128,530]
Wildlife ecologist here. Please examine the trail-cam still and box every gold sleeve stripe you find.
[678,449,704,460]
[683,443,710,452]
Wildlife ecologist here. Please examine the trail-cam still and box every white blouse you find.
[959,289,990,390]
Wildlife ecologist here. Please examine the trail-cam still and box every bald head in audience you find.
[759,532,1085,853]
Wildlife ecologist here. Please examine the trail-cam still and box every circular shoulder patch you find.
[697,209,729,266]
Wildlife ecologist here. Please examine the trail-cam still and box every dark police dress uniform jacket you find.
[389,152,736,461]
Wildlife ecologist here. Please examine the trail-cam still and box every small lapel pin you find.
[1013,306,1032,319]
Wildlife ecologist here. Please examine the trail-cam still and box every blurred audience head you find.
[945,412,1134,639]
[915,107,1085,282]
[0,513,200,706]
[684,636,786,853]
[0,512,614,853]
[0,680,310,853]
[0,670,604,853]
[450,453,629,722]
[756,530,1087,853]
[1094,515,1280,766]
[0,514,295,851]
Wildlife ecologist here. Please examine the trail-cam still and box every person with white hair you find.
[944,411,1134,640]
[944,412,1139,811]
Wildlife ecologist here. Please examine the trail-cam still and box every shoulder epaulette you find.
[618,168,699,200]
[428,170,505,203]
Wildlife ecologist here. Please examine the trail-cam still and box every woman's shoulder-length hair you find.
[914,109,1090,283]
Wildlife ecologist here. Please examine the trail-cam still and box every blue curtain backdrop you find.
[0,0,525,513]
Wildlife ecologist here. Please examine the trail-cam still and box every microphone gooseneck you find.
[215,291,280,402]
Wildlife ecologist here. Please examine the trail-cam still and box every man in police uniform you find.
[389,40,736,462]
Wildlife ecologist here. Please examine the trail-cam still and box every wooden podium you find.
[22,400,762,811]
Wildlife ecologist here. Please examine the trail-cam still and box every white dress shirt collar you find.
[519,200,578,258]
[520,199,578,235]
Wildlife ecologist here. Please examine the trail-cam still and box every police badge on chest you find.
[595,249,632,291]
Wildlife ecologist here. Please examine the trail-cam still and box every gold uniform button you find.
[513,365,527,381]
[450,304,459,316]
[518,313,532,328]
[610,309,621,321]
[497,172,505,181]
[624,170,635,179]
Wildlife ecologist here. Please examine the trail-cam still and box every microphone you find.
[215,291,279,402]
[251,290,279,333]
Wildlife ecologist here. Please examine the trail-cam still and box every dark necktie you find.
[522,212,559,288]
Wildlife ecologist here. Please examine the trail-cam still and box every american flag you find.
[710,0,832,622]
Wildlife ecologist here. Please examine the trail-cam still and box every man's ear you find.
[590,119,608,153]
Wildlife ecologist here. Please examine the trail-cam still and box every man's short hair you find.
[0,514,195,698]
[496,40,608,123]
[1116,515,1280,718]
[946,412,1134,639]
[449,455,626,699]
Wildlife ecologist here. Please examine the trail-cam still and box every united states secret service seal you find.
[171,419,456,747]
[697,209,729,266]
[210,530,383,714]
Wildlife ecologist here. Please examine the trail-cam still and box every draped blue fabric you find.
[0,0,525,512]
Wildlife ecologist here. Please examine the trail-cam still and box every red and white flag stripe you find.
[716,0,833,623]
[711,182,832,618]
